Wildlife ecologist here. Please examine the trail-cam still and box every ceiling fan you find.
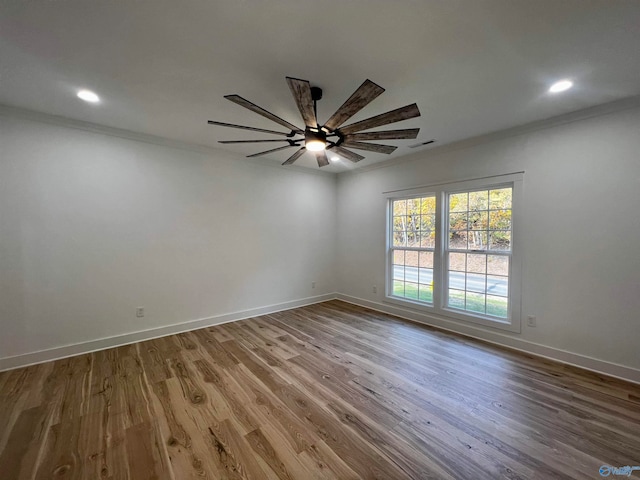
[208,77,421,167]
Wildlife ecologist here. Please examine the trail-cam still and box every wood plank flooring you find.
[1,300,639,479]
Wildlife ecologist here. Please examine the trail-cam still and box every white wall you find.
[336,103,640,376]
[3,102,640,381]
[0,112,336,365]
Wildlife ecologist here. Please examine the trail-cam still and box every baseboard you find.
[0,293,338,372]
[335,293,640,385]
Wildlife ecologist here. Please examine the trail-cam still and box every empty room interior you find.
[2,1,640,479]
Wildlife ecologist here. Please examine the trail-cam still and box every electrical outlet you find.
[527,315,536,327]
[372,285,377,294]
[136,307,145,318]
[311,281,316,289]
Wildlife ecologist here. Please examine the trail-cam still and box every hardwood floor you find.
[1,300,639,479]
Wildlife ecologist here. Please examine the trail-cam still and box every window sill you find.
[384,295,521,333]
[385,294,435,312]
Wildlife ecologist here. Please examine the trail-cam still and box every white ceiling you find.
[2,0,640,172]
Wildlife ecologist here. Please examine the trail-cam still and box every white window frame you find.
[385,173,523,333]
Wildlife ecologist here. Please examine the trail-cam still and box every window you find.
[391,196,436,303]
[446,187,511,318]
[386,174,522,332]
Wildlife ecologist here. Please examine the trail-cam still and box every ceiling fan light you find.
[306,139,326,151]
[305,129,327,151]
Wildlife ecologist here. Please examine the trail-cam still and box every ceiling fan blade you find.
[207,121,291,136]
[219,139,293,144]
[225,94,303,133]
[338,103,421,135]
[247,145,296,158]
[323,79,385,131]
[315,150,330,168]
[282,147,307,166]
[328,145,365,163]
[286,77,317,128]
[344,128,419,141]
[341,141,397,154]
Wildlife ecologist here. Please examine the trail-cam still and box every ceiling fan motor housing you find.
[305,128,326,142]
[310,86,323,102]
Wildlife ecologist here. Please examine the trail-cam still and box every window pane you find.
[405,282,419,300]
[407,231,420,248]
[448,270,465,291]
[467,254,486,274]
[420,232,435,248]
[466,272,486,294]
[449,212,468,230]
[419,283,433,303]
[407,198,421,215]
[469,190,488,211]
[487,295,508,318]
[405,250,418,267]
[405,265,419,284]
[393,265,405,281]
[393,280,405,296]
[449,193,468,212]
[419,267,433,285]
[489,231,510,251]
[449,231,468,249]
[487,255,509,276]
[420,214,436,232]
[421,197,436,215]
[489,210,511,230]
[393,199,407,215]
[393,250,404,265]
[489,188,512,210]
[449,252,466,271]
[468,231,487,250]
[419,251,433,269]
[466,292,486,314]
[487,275,508,297]
[448,289,465,308]
[393,231,407,247]
[469,211,488,230]
[408,214,420,232]
[393,216,406,232]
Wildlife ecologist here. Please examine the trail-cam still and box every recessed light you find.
[548,80,573,94]
[77,89,100,103]
[331,156,339,162]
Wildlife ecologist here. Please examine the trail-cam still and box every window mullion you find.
[433,190,444,311]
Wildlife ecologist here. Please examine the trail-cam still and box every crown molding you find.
[343,95,640,176]
[0,104,336,178]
